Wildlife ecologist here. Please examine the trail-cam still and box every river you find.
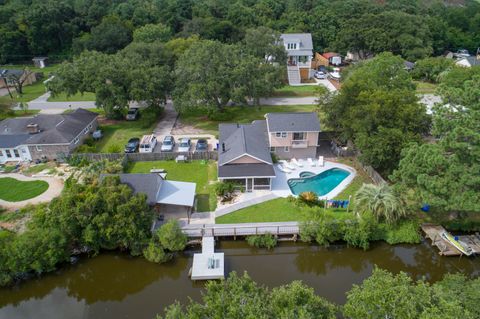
[1,240,480,319]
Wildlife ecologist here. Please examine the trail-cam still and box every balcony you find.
[291,140,308,148]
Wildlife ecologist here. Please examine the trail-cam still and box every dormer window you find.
[287,43,298,50]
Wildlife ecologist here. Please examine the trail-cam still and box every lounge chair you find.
[277,164,292,174]
[318,156,324,167]
[307,158,316,167]
[291,158,303,168]
[279,160,295,170]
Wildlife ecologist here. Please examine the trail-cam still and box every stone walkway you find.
[0,173,64,210]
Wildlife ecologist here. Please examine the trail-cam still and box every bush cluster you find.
[213,181,235,197]
[143,220,187,263]
[246,233,278,249]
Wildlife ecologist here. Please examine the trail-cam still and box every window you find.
[287,43,297,50]
[281,132,287,138]
[36,145,42,152]
[83,127,88,135]
[275,132,287,138]
[293,132,306,140]
[13,149,19,157]
[0,150,3,156]
[284,146,290,152]
[73,137,79,144]
[5,150,11,158]
[21,148,26,153]
[88,124,92,129]
[270,147,275,152]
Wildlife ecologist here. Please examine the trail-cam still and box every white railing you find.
[182,222,300,238]
[291,140,308,148]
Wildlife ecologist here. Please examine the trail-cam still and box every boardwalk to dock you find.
[182,222,300,238]
[421,224,480,256]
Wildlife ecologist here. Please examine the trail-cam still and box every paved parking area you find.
[153,137,217,153]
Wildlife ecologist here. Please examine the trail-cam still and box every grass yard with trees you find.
[126,160,218,212]
[0,177,49,202]
[272,85,323,97]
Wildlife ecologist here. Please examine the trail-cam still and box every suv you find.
[314,71,326,79]
[126,108,139,121]
[124,137,140,153]
[178,138,191,152]
[195,139,208,152]
[160,136,175,152]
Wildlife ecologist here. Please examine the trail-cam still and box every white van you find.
[139,135,157,153]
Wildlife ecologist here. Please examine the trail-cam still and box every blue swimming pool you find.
[287,168,350,196]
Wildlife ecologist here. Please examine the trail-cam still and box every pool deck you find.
[271,160,356,199]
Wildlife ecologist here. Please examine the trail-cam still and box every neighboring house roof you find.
[280,33,313,57]
[102,173,196,207]
[456,56,480,67]
[322,52,339,59]
[265,112,321,132]
[218,120,272,166]
[404,61,415,70]
[0,108,97,148]
[0,69,24,78]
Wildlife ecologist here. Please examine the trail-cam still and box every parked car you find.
[126,108,139,121]
[139,134,157,153]
[317,65,327,73]
[195,139,208,152]
[124,137,140,153]
[314,71,326,79]
[160,135,175,152]
[178,138,191,152]
[329,68,341,81]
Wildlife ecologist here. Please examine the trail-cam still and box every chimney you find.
[27,123,39,134]
[222,143,225,152]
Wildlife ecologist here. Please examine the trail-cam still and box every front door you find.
[246,178,253,192]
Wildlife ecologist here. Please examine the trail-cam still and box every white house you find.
[280,33,314,85]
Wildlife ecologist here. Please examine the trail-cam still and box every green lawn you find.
[414,81,438,94]
[126,160,218,212]
[0,109,40,120]
[216,197,354,224]
[179,105,319,136]
[272,85,322,97]
[48,92,96,102]
[94,110,160,153]
[0,177,49,202]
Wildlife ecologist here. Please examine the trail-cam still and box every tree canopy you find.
[1,0,480,63]
[319,53,430,174]
[392,67,480,213]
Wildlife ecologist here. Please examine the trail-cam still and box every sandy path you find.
[0,173,64,210]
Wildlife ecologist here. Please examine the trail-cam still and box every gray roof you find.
[102,173,196,207]
[464,56,480,66]
[280,33,313,56]
[218,120,272,166]
[404,61,415,70]
[265,112,321,132]
[218,163,276,178]
[0,108,97,147]
[0,69,24,78]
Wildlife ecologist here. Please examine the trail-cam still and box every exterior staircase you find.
[287,65,301,85]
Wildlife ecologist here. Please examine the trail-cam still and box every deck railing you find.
[182,222,300,238]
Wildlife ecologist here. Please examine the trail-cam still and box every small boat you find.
[441,231,473,256]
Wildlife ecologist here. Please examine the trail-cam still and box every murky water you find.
[1,240,480,319]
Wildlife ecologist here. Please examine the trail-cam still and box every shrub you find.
[156,220,187,252]
[343,216,375,250]
[246,233,277,249]
[299,191,318,206]
[143,241,170,263]
[107,144,122,153]
[373,220,421,245]
[214,181,235,197]
[75,144,96,153]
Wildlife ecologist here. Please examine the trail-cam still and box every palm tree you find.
[354,183,406,224]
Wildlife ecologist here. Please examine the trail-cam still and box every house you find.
[103,173,196,219]
[218,120,276,192]
[322,52,342,66]
[456,55,480,68]
[32,57,48,69]
[0,69,37,89]
[404,61,415,71]
[0,108,98,163]
[266,112,320,160]
[217,112,321,191]
[280,33,314,85]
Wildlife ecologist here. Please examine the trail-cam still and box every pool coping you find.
[271,160,357,200]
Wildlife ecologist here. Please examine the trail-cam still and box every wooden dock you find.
[421,224,480,256]
[190,237,224,280]
[182,222,300,238]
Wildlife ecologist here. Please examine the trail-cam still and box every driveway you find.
[258,96,318,105]
[0,173,64,211]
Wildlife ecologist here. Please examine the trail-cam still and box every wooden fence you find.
[71,151,218,162]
